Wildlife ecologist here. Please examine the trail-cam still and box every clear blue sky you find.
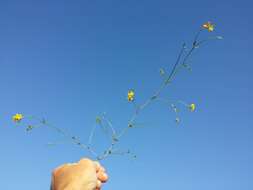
[0,0,252,189]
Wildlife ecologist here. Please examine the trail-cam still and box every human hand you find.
[51,158,108,190]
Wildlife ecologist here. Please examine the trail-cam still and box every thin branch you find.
[16,24,221,161]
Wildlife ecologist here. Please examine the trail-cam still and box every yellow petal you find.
[189,104,196,112]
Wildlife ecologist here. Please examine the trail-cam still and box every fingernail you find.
[99,172,108,182]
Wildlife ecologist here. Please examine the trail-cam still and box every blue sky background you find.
[0,0,252,189]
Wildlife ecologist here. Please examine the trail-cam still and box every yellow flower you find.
[189,103,196,112]
[12,113,23,122]
[95,116,102,124]
[127,90,135,102]
[202,22,214,32]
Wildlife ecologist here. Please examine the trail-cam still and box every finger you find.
[53,163,69,176]
[96,180,102,189]
[99,166,106,173]
[78,158,96,171]
[97,172,108,183]
[79,158,93,166]
[94,161,101,172]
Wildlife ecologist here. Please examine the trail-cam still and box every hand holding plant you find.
[12,21,222,161]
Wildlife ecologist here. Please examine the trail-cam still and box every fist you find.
[51,158,108,190]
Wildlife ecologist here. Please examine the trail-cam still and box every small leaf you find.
[171,104,178,113]
[41,118,47,124]
[112,135,119,141]
[159,68,165,76]
[128,124,133,128]
[26,125,34,132]
[47,143,55,146]
[165,78,171,84]
[151,95,157,100]
[183,64,192,71]
[216,36,223,40]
